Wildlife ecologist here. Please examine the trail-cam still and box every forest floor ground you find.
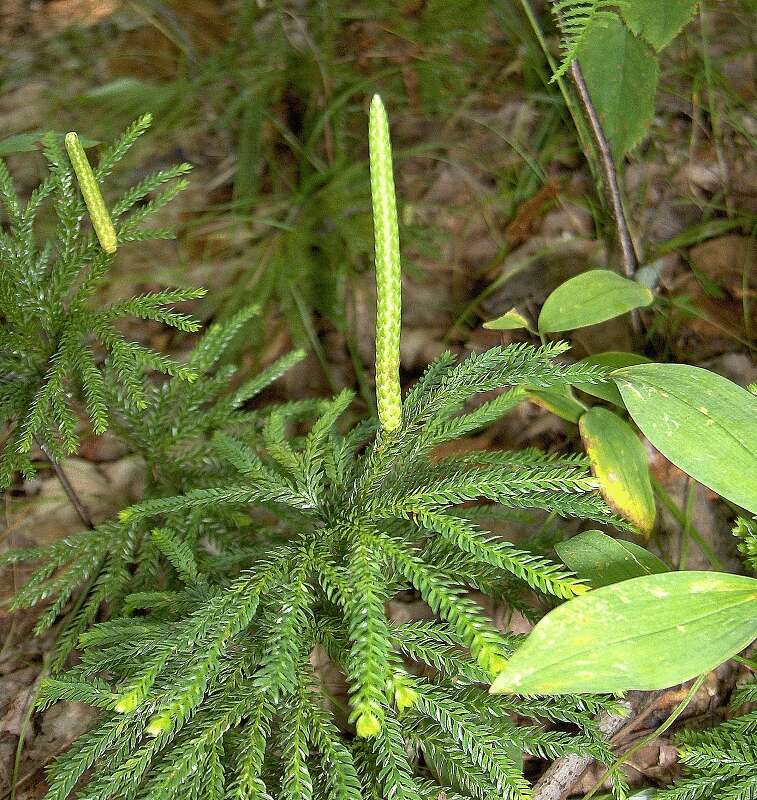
[0,0,754,796]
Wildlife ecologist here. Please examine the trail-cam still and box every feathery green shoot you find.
[0,117,201,486]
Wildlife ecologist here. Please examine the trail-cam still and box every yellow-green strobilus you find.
[64,132,118,255]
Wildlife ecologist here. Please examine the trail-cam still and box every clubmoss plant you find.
[0,101,645,800]
[36,340,626,799]
[0,118,307,667]
[0,114,199,487]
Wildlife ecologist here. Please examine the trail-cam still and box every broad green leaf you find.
[574,352,652,406]
[483,308,533,333]
[556,530,667,588]
[613,364,757,514]
[490,571,757,695]
[0,132,100,157]
[528,388,585,423]
[538,270,654,333]
[577,14,659,159]
[579,407,656,537]
[0,133,42,156]
[621,0,699,51]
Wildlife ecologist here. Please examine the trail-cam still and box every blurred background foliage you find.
[0,0,754,410]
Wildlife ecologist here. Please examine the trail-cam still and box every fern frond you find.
[303,684,364,800]
[101,288,206,332]
[413,686,531,799]
[280,697,315,800]
[94,113,153,179]
[228,695,274,800]
[111,163,193,218]
[151,528,199,583]
[253,564,312,701]
[370,714,425,800]
[549,0,621,81]
[37,675,118,712]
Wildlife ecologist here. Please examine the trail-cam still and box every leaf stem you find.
[516,0,599,185]
[568,61,638,284]
[514,0,640,333]
[652,477,724,571]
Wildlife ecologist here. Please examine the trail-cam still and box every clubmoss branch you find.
[569,59,640,333]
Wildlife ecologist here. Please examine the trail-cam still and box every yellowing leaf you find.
[490,571,757,695]
[579,407,655,538]
[613,364,757,514]
[538,270,654,333]
[483,308,533,332]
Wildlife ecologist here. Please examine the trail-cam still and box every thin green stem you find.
[652,477,724,571]
[515,0,601,189]
[698,2,732,217]
[581,674,707,800]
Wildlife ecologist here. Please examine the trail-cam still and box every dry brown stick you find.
[532,690,663,800]
[35,437,95,530]
[531,700,632,800]
[569,59,641,334]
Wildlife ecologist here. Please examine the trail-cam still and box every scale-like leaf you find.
[538,271,654,333]
[613,364,757,514]
[491,571,757,694]
[556,530,667,588]
[579,407,655,537]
